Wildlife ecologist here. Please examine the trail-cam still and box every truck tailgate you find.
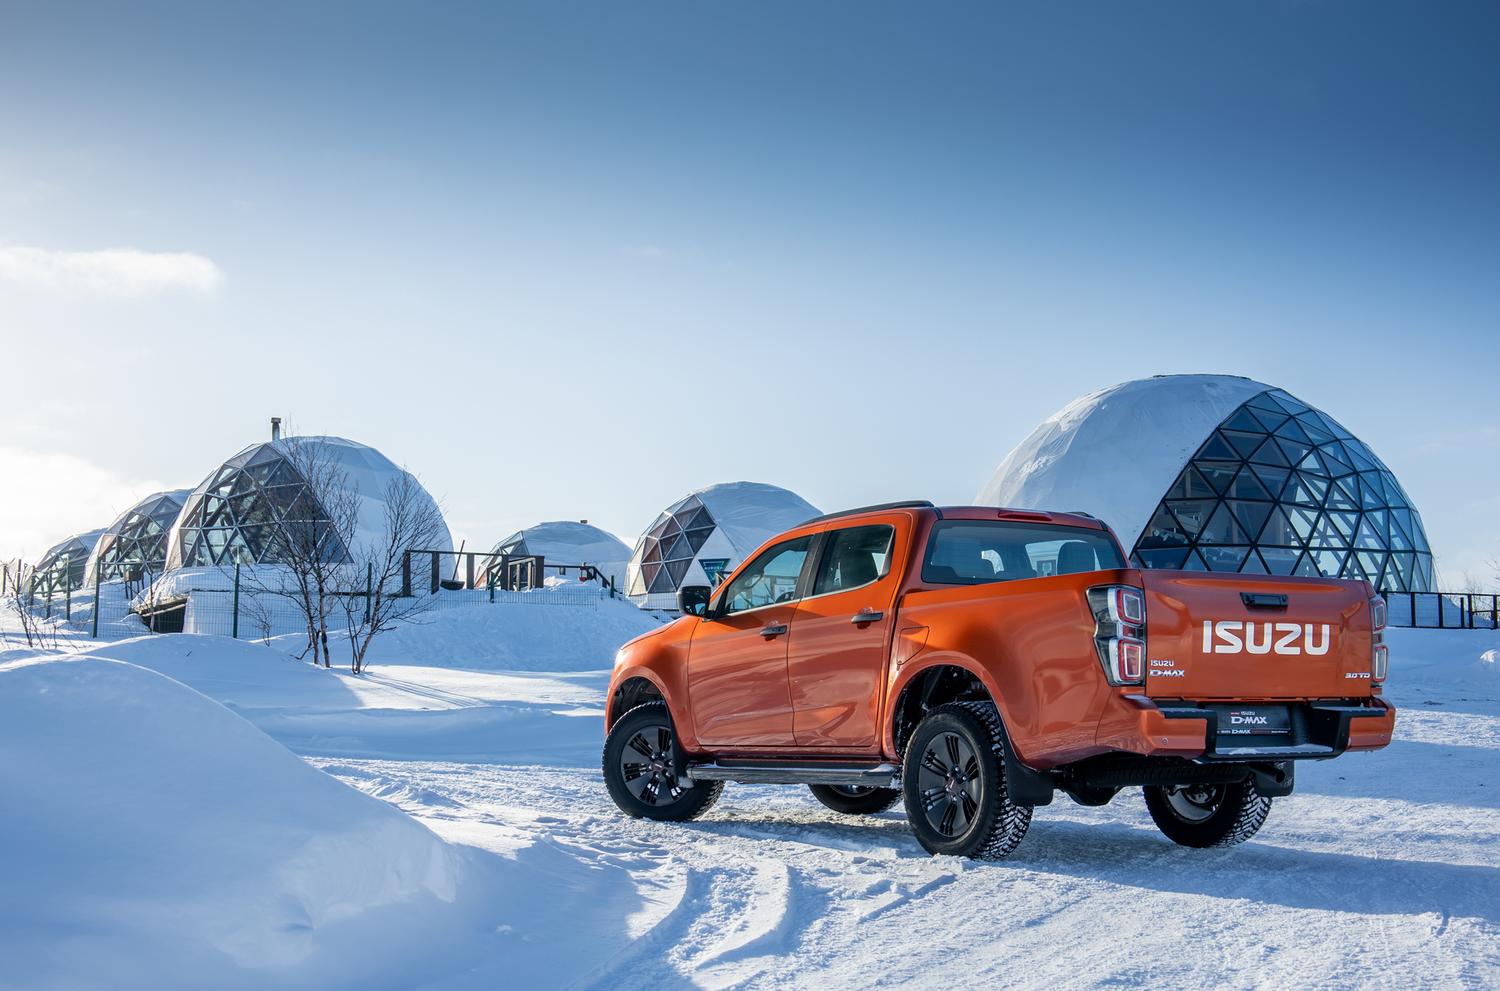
[1140,572,1375,700]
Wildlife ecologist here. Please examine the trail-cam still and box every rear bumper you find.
[1101,695,1395,761]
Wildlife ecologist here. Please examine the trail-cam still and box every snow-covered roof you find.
[483,521,632,585]
[164,436,451,572]
[626,481,821,606]
[85,488,192,582]
[976,375,1272,547]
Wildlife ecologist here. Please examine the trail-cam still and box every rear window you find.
[922,521,1125,585]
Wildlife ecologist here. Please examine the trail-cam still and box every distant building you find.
[978,374,1433,592]
[31,530,107,592]
[85,489,192,583]
[478,521,631,590]
[626,481,821,609]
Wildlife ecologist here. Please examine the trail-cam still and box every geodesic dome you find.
[626,481,821,608]
[84,489,192,583]
[977,375,1433,592]
[478,521,631,588]
[164,436,451,571]
[32,529,107,592]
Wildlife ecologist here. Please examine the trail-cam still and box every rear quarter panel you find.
[893,569,1125,768]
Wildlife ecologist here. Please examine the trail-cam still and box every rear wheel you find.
[603,702,723,821]
[808,783,902,815]
[1143,779,1272,848]
[901,701,1032,859]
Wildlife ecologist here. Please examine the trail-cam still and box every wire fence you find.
[8,554,614,645]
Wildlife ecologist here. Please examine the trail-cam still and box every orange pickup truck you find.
[603,501,1394,859]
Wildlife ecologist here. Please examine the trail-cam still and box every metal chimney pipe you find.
[271,417,282,441]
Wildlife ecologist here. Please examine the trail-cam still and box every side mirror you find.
[677,585,712,617]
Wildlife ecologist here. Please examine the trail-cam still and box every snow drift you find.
[0,651,513,990]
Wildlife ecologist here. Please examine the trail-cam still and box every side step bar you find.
[685,760,900,788]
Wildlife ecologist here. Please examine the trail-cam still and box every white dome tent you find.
[978,374,1433,592]
[143,434,452,634]
[626,481,821,610]
[84,489,193,584]
[479,522,631,590]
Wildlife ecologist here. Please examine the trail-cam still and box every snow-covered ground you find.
[4,599,1499,989]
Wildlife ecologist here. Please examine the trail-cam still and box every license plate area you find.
[1209,704,1292,737]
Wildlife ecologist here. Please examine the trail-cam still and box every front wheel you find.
[1143,779,1272,848]
[808,783,902,816]
[901,701,1032,859]
[603,702,723,821]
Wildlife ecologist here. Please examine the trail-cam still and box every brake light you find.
[1088,585,1146,686]
[1370,596,1388,683]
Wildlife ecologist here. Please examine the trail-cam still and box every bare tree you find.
[338,469,447,674]
[234,436,360,667]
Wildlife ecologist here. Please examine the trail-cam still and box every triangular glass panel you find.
[1182,550,1212,572]
[1286,505,1320,541]
[685,526,714,553]
[662,534,692,563]
[1228,500,1273,541]
[1275,437,1312,465]
[1196,462,1241,493]
[1326,510,1359,541]
[1283,474,1324,508]
[1327,477,1360,511]
[1225,466,1272,502]
[1247,406,1289,433]
[1318,443,1353,474]
[1199,545,1250,571]
[1134,547,1190,570]
[1138,506,1192,548]
[1358,473,1385,510]
[1246,392,1286,414]
[1392,553,1416,590]
[1165,500,1217,538]
[1346,444,1379,472]
[1251,464,1292,499]
[1354,516,1386,550]
[665,558,692,586]
[1198,503,1248,545]
[1308,548,1346,577]
[1298,417,1336,446]
[1298,450,1328,476]
[1275,417,1312,445]
[1221,429,1266,458]
[1292,553,1321,578]
[1165,465,1217,500]
[1220,408,1265,433]
[1195,434,1238,460]
[1239,550,1269,574]
[247,444,282,467]
[1269,390,1310,415]
[646,564,674,593]
[1257,507,1299,546]
[1248,438,1291,467]
[1310,514,1344,549]
[1356,551,1387,586]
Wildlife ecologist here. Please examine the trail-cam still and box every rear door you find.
[787,518,905,749]
[1140,572,1375,700]
[688,534,815,748]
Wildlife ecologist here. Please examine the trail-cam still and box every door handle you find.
[760,622,789,638]
[850,609,884,625]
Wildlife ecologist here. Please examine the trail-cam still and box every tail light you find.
[1370,595,1388,683]
[1088,585,1146,685]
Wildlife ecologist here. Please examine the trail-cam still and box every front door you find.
[688,534,814,748]
[788,521,902,749]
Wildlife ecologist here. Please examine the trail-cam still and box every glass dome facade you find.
[628,493,719,598]
[87,489,190,581]
[170,444,350,568]
[1132,388,1433,591]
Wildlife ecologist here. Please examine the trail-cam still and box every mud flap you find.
[999,726,1054,806]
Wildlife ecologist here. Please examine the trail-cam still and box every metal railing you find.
[1382,590,1499,630]
[399,548,621,598]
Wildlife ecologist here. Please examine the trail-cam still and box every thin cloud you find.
[0,244,224,296]
[0,446,165,561]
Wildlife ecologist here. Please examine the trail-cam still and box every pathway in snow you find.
[314,696,1500,990]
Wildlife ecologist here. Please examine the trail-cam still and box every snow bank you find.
[1384,626,1500,700]
[359,590,662,671]
[0,652,511,990]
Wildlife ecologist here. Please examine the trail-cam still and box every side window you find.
[813,525,894,596]
[719,535,813,614]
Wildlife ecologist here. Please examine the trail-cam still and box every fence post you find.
[401,550,412,597]
[91,560,101,639]
[232,564,241,640]
[364,562,373,624]
[430,551,440,595]
[1437,593,1444,629]
[65,579,72,621]
[1494,594,1498,631]
[1468,594,1476,630]
[488,570,495,603]
[466,553,475,591]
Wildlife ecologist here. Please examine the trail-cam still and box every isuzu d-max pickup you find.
[602,502,1394,859]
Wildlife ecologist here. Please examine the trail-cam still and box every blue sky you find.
[1,1,1497,581]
